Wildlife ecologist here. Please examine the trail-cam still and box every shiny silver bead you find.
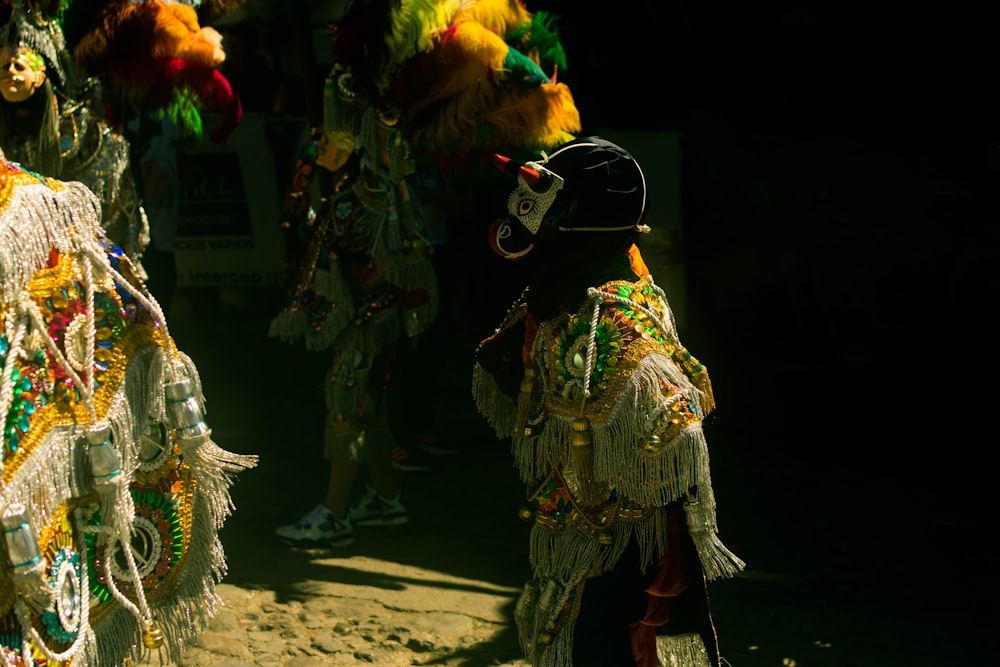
[86,424,122,482]
[684,499,710,534]
[165,381,209,438]
[1,504,42,570]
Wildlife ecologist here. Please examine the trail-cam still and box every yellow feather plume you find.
[453,0,532,35]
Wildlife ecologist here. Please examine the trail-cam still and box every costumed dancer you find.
[0,0,243,285]
[0,150,256,665]
[473,137,744,667]
[269,0,580,547]
[0,0,151,275]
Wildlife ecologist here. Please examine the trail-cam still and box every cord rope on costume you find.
[82,251,98,414]
[582,294,603,402]
[76,517,157,658]
[587,281,672,343]
[81,244,176,367]
[22,296,97,423]
[4,244,166,654]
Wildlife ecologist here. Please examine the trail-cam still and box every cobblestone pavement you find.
[143,582,529,667]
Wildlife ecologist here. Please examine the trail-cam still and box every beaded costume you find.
[269,0,580,461]
[58,102,147,269]
[0,152,255,665]
[474,138,743,666]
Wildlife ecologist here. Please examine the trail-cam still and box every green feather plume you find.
[503,46,550,85]
[159,86,204,140]
[507,11,567,75]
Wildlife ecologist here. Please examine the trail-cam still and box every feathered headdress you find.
[71,0,243,141]
[399,10,579,156]
[324,0,581,183]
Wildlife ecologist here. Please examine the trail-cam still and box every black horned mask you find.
[488,136,649,262]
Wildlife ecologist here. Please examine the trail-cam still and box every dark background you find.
[539,3,996,660]
[199,1,994,662]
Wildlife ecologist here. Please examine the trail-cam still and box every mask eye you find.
[517,198,535,216]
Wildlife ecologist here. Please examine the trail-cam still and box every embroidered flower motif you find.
[552,312,627,402]
[83,489,184,600]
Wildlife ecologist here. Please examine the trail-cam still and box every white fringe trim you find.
[657,633,712,667]
[0,180,104,297]
[0,172,256,664]
[471,361,518,437]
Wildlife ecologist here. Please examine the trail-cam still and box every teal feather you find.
[503,46,549,86]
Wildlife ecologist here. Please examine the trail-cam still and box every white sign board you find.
[174,113,308,288]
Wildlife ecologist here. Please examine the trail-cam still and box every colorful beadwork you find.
[1,156,255,666]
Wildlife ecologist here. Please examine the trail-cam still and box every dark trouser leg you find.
[571,539,650,667]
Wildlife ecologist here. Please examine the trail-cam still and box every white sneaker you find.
[348,486,408,527]
[276,504,353,547]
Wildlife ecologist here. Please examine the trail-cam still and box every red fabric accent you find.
[628,511,691,665]
[93,56,242,142]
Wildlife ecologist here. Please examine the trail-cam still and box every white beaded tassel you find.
[0,168,257,666]
[0,503,54,613]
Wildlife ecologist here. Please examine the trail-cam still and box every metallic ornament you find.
[86,423,122,483]
[138,421,169,468]
[56,560,81,633]
[142,624,164,649]
[44,547,83,641]
[377,106,399,127]
[642,434,662,454]
[1,503,42,570]
[109,515,162,582]
[64,313,90,372]
[165,380,209,439]
[597,532,614,546]
[563,336,589,381]
[517,506,534,522]
[684,499,710,535]
[336,71,357,99]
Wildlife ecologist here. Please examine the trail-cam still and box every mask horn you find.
[492,153,542,186]
[518,165,541,186]
[492,153,512,172]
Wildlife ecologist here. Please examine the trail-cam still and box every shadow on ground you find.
[165,284,989,667]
